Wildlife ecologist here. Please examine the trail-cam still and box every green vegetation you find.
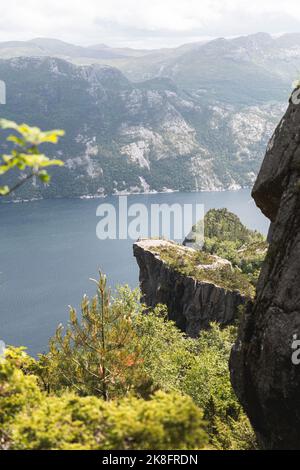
[0,119,64,196]
[204,208,263,243]
[0,121,258,450]
[39,277,151,399]
[0,275,257,450]
[154,242,255,298]
[0,352,207,450]
[189,209,268,285]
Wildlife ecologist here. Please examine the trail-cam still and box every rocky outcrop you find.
[134,239,248,337]
[230,92,300,449]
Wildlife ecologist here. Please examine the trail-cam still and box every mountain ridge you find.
[0,33,293,199]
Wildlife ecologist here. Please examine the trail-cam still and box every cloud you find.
[1,0,300,48]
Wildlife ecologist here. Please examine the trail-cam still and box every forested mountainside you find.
[0,34,291,199]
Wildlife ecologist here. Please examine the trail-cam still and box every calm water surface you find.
[0,190,268,355]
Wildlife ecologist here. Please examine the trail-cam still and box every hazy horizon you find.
[0,31,299,52]
[1,0,300,49]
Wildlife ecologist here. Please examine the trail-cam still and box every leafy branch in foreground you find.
[0,119,64,196]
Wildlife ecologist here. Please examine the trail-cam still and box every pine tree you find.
[40,274,148,399]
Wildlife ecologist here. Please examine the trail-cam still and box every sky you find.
[1,0,300,48]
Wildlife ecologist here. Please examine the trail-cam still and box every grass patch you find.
[152,243,255,298]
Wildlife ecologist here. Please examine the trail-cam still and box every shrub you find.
[0,349,42,449]
[8,391,208,450]
[182,324,257,450]
[134,307,195,392]
[2,281,256,450]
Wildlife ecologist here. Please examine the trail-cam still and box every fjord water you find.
[0,190,269,355]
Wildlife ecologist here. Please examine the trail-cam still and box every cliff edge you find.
[134,239,250,337]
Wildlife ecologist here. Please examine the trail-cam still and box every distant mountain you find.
[0,56,285,200]
[115,32,300,104]
[0,37,140,61]
[0,33,298,105]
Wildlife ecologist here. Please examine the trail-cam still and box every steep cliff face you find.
[134,239,248,337]
[230,92,300,449]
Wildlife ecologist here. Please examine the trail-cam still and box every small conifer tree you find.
[41,274,149,399]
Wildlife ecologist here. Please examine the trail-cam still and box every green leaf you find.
[0,118,65,196]
[0,185,9,195]
[38,170,51,183]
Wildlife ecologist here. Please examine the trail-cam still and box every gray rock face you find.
[230,93,300,449]
[133,239,247,337]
